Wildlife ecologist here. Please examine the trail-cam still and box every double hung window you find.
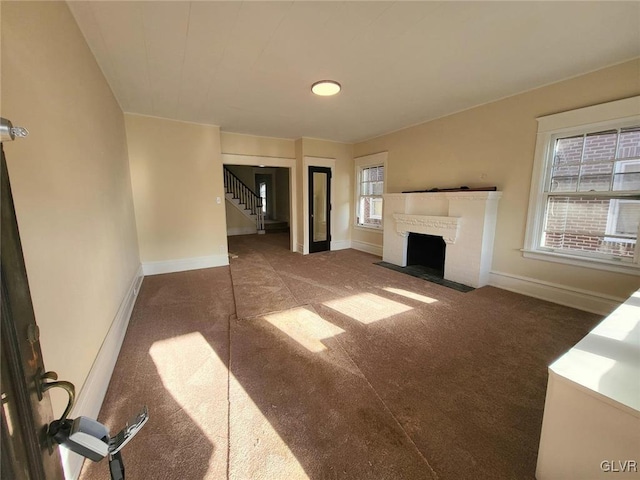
[524,97,640,273]
[355,152,387,230]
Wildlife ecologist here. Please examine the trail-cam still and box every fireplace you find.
[407,233,446,278]
[382,191,502,288]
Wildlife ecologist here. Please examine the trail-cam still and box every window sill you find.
[354,225,384,234]
[522,249,640,276]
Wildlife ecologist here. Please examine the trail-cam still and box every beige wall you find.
[354,59,640,299]
[225,201,255,233]
[301,138,353,248]
[226,164,256,190]
[1,2,141,416]
[221,131,295,158]
[125,114,227,264]
[276,167,290,222]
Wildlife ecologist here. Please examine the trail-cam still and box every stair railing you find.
[223,167,264,232]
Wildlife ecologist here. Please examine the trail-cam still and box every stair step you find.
[264,221,289,233]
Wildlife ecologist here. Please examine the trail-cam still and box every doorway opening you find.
[224,164,291,240]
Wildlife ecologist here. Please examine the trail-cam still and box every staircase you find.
[224,167,265,234]
[264,220,289,233]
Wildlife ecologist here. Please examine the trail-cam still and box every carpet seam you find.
[262,248,440,477]
[261,252,305,307]
[233,304,315,322]
[328,316,440,480]
[226,265,236,480]
[226,312,232,480]
[230,251,304,319]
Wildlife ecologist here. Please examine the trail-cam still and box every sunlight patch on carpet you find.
[150,332,222,388]
[324,293,413,324]
[228,371,308,479]
[264,306,345,353]
[149,331,225,476]
[383,287,438,304]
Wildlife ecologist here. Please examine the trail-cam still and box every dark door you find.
[308,166,331,253]
[1,145,65,479]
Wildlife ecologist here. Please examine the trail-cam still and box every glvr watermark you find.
[600,460,638,473]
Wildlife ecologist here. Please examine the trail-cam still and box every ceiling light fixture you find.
[311,80,341,96]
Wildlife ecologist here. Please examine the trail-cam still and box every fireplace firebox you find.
[407,233,446,278]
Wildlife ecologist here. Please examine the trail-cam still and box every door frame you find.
[302,156,335,255]
[308,166,332,253]
[1,145,64,479]
[222,154,297,252]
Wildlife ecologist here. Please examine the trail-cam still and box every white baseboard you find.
[488,271,624,316]
[62,265,143,480]
[331,240,352,251]
[227,226,257,236]
[297,243,304,254]
[351,239,383,257]
[142,254,229,275]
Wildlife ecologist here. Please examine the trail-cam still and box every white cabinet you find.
[536,291,640,479]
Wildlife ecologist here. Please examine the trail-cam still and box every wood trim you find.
[142,254,229,276]
[488,270,624,315]
[60,265,143,479]
[351,240,383,257]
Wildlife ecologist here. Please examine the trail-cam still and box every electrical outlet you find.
[216,196,221,204]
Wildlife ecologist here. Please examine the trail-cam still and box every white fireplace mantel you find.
[393,214,460,244]
[383,191,502,288]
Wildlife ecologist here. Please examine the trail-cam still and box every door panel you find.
[309,166,331,253]
[312,172,327,242]
[1,145,64,479]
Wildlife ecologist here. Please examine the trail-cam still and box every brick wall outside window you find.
[543,127,640,259]
[362,198,382,226]
[543,196,638,258]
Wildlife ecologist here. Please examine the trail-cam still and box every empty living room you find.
[1,1,639,480]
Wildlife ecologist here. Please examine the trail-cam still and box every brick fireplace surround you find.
[382,191,502,288]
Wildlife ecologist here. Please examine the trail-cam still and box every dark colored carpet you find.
[80,233,602,479]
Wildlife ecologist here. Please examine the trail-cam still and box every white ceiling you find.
[68,1,640,143]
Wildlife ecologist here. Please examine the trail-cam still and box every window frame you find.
[368,197,383,220]
[354,152,388,232]
[605,198,637,244]
[523,96,640,275]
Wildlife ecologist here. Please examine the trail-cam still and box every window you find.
[355,152,387,230]
[259,182,267,214]
[358,165,384,226]
[524,96,640,274]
